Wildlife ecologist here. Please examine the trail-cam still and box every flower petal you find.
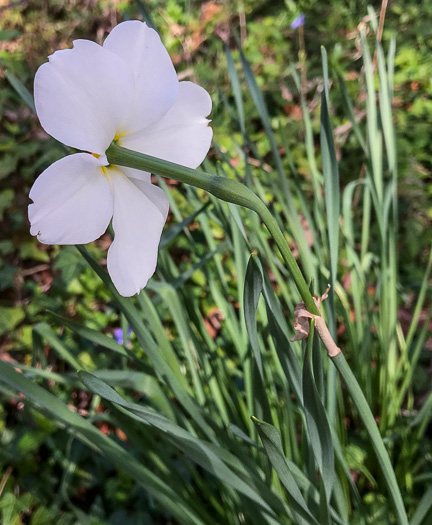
[34,39,135,154]
[121,81,212,169]
[128,177,169,219]
[116,166,151,184]
[107,169,168,296]
[103,20,179,134]
[29,153,113,245]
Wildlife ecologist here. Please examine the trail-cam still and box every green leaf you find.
[360,29,382,203]
[410,485,432,525]
[235,38,315,280]
[5,70,36,112]
[303,322,335,500]
[159,201,210,249]
[332,353,409,525]
[19,242,50,262]
[0,306,25,336]
[46,310,140,362]
[225,45,245,136]
[0,266,16,291]
[18,429,50,454]
[0,360,205,525]
[0,189,14,221]
[53,246,87,283]
[169,242,227,290]
[77,245,217,443]
[33,322,83,370]
[0,29,21,40]
[78,371,277,517]
[135,0,158,31]
[244,254,264,379]
[0,153,18,180]
[147,281,206,403]
[250,258,303,401]
[320,47,340,289]
[337,75,366,152]
[252,417,320,525]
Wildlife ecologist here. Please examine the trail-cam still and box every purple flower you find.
[291,14,305,29]
[114,327,132,345]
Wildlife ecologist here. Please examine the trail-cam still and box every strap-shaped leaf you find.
[252,417,320,525]
[0,360,205,525]
[303,321,335,500]
[77,245,216,442]
[78,370,277,518]
[320,47,340,291]
[5,70,36,112]
[244,254,264,379]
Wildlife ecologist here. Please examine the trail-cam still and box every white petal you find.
[128,177,169,218]
[34,39,135,154]
[103,21,179,133]
[107,169,168,296]
[116,166,151,183]
[29,153,113,245]
[121,81,212,169]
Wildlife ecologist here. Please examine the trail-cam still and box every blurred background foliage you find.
[0,0,431,524]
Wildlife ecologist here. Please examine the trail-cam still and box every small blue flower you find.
[114,326,132,345]
[291,14,305,29]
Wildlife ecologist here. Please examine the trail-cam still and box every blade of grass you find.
[159,201,211,249]
[78,370,278,518]
[320,48,340,294]
[337,75,366,152]
[0,360,205,525]
[410,485,432,525]
[252,417,320,525]
[77,245,217,442]
[244,255,264,380]
[235,38,316,281]
[331,353,408,525]
[361,29,383,203]
[33,323,82,370]
[47,310,134,360]
[303,321,335,502]
[148,281,205,404]
[5,70,36,112]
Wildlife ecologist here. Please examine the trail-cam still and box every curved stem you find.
[332,353,408,525]
[106,143,319,315]
[106,143,408,524]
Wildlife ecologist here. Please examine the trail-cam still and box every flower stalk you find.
[106,142,408,525]
[331,353,408,525]
[107,142,319,315]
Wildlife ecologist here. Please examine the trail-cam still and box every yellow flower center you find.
[114,130,128,146]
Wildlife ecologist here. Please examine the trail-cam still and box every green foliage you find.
[0,0,431,524]
[0,306,25,336]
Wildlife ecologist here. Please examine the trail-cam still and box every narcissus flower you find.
[29,21,212,296]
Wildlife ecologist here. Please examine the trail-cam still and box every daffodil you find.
[29,21,212,296]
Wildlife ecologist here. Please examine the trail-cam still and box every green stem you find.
[331,353,408,525]
[107,143,408,523]
[106,142,318,315]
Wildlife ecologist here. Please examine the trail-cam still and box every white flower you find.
[29,20,212,297]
